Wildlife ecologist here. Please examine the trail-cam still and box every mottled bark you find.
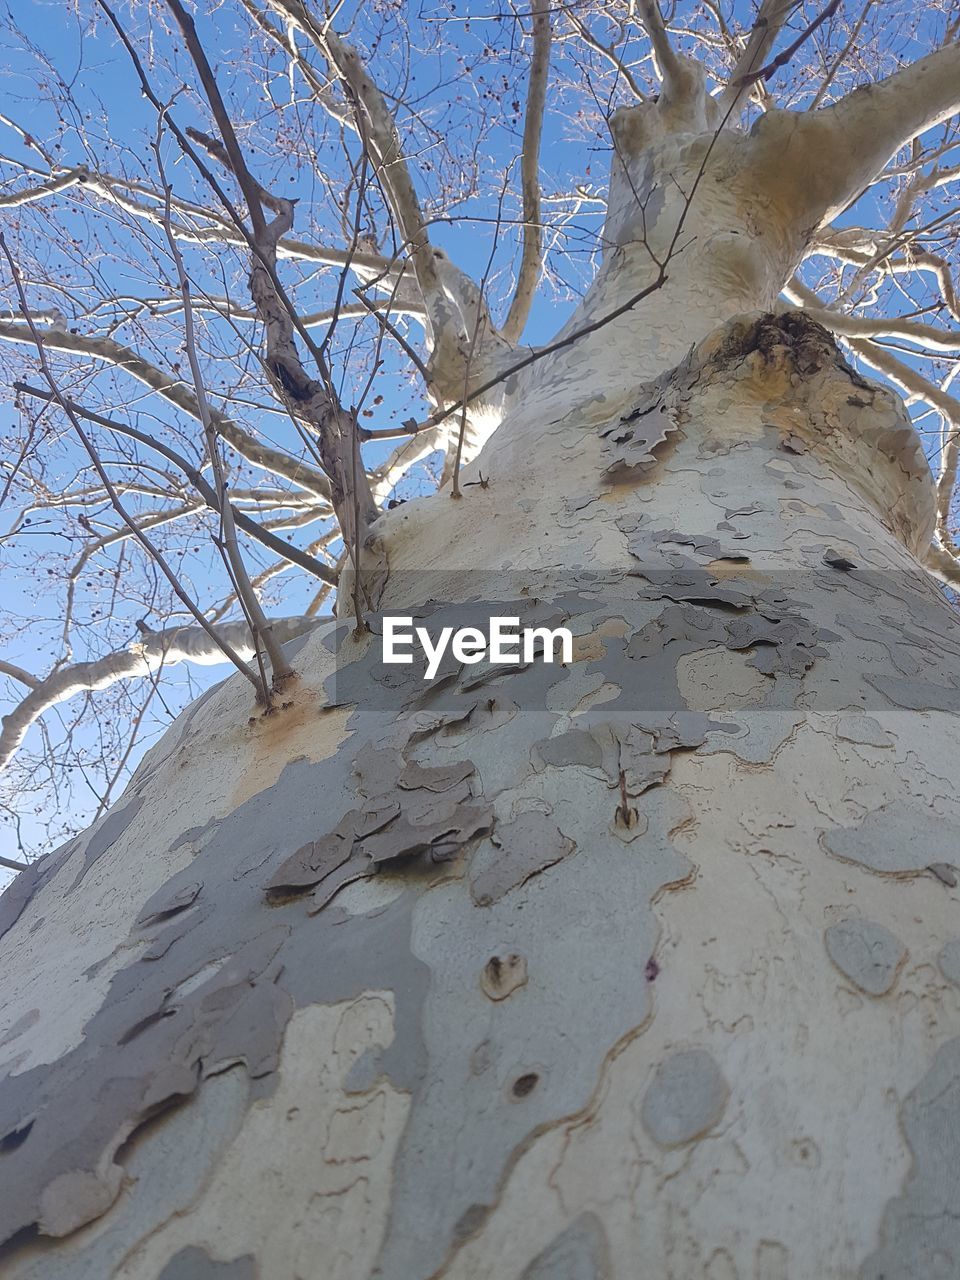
[2,72,960,1280]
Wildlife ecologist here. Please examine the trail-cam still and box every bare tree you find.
[1,1,960,1275]
[3,0,958,859]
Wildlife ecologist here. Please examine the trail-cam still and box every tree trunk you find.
[3,89,960,1280]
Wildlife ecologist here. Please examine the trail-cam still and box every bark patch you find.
[470,815,575,905]
[861,1038,960,1280]
[519,1212,610,1280]
[640,1048,729,1148]
[156,1245,257,1279]
[824,918,905,996]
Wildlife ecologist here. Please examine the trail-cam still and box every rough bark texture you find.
[2,80,960,1280]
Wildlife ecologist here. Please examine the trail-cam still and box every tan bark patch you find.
[231,699,353,807]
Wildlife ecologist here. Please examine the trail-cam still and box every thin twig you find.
[0,231,265,697]
[153,121,293,690]
[14,384,338,585]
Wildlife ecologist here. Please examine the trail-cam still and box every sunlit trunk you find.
[2,101,960,1280]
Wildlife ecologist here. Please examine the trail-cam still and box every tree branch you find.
[782,288,960,353]
[718,0,801,114]
[566,12,645,101]
[14,384,339,586]
[154,128,295,686]
[732,0,839,99]
[808,227,960,321]
[0,158,397,277]
[269,0,515,403]
[759,39,960,225]
[0,618,320,773]
[502,0,551,344]
[0,662,39,690]
[0,231,268,696]
[0,320,333,500]
[370,423,448,505]
[165,0,379,579]
[635,0,685,97]
[279,4,443,312]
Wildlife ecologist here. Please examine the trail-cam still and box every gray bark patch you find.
[823,807,958,876]
[0,840,77,943]
[157,1247,257,1280]
[824,919,905,995]
[136,880,203,928]
[376,781,690,1280]
[4,549,958,1275]
[67,797,145,893]
[0,579,822,1268]
[470,815,575,905]
[860,1039,960,1279]
[640,1048,729,1148]
[835,715,894,748]
[600,355,692,481]
[520,1213,611,1279]
[938,940,960,988]
[865,675,960,713]
[0,1070,248,1280]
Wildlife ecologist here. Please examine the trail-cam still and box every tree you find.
[1,0,960,1276]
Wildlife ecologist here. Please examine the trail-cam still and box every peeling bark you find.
[3,68,960,1280]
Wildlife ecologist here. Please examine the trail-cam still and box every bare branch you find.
[809,0,876,111]
[277,3,443,309]
[726,0,840,106]
[237,0,356,131]
[165,0,380,578]
[502,0,552,345]
[718,0,801,113]
[269,0,516,402]
[370,423,447,505]
[0,167,89,208]
[635,0,685,96]
[0,231,267,697]
[0,159,396,277]
[14,385,339,585]
[0,320,333,500]
[0,662,39,690]
[566,12,645,101]
[807,228,960,321]
[154,125,295,686]
[784,288,960,353]
[766,40,960,224]
[0,617,320,773]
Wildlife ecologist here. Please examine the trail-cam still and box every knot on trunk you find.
[706,311,868,385]
[687,311,937,553]
[270,356,316,403]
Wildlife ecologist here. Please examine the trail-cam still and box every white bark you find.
[500,0,551,345]
[2,45,960,1280]
[0,618,321,773]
